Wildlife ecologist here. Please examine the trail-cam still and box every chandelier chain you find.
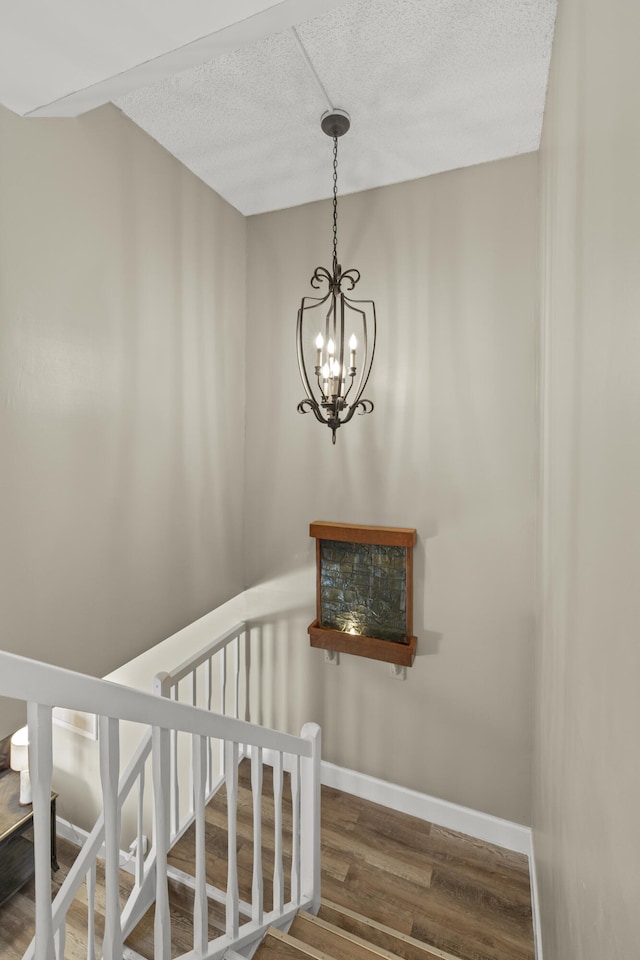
[332,135,338,277]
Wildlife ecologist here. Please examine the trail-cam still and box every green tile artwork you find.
[319,539,408,643]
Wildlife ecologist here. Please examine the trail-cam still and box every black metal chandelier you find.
[296,110,376,444]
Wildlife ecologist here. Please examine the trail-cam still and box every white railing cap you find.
[160,620,246,686]
[0,650,311,757]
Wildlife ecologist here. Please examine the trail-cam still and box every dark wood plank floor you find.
[166,761,533,960]
[0,829,137,960]
[0,761,534,960]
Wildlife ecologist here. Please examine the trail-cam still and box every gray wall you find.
[246,155,538,824]
[0,104,247,739]
[535,0,640,954]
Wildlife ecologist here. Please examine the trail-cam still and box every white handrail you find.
[0,650,311,757]
[161,621,246,687]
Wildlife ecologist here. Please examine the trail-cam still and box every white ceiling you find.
[0,0,557,216]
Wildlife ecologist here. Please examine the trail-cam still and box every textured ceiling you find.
[0,0,557,216]
[116,0,557,215]
[0,2,354,116]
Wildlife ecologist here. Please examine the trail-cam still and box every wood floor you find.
[0,761,534,960]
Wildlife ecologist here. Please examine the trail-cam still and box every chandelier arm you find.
[335,393,365,426]
[357,300,377,399]
[341,371,357,404]
[297,292,333,413]
[296,297,322,404]
[310,266,333,289]
[342,296,377,404]
[340,301,368,404]
[301,290,332,310]
[298,398,332,425]
[296,305,318,408]
[339,268,360,291]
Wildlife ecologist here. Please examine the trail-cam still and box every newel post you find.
[299,722,322,914]
[153,671,171,699]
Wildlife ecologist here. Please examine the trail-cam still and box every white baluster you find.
[205,655,213,713]
[300,723,322,914]
[170,684,179,837]
[86,863,97,960]
[193,733,208,957]
[233,636,240,720]
[219,649,227,778]
[27,702,55,960]
[225,740,239,940]
[220,646,227,714]
[54,923,65,960]
[191,667,198,708]
[234,636,243,758]
[205,656,213,794]
[189,670,197,819]
[273,751,284,914]
[99,715,124,960]
[291,754,301,905]
[136,766,145,888]
[153,725,172,960]
[251,748,264,924]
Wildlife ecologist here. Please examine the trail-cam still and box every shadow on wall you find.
[244,608,327,735]
[412,528,442,656]
[240,532,443,688]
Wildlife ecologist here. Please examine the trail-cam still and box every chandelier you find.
[296,110,376,444]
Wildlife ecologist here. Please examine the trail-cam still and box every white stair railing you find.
[153,621,248,840]
[152,621,323,954]
[0,638,321,960]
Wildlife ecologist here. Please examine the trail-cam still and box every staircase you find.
[0,618,534,960]
[30,844,458,960]
[0,622,322,960]
[256,900,458,959]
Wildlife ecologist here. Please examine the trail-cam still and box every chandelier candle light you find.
[296,110,376,443]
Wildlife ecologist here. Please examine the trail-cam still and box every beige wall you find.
[0,98,540,834]
[0,104,247,740]
[245,156,538,824]
[535,0,640,955]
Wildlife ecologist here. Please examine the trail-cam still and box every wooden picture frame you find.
[308,521,417,667]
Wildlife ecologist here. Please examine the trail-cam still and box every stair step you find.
[317,899,464,960]
[254,925,336,959]
[254,901,468,960]
[290,911,408,959]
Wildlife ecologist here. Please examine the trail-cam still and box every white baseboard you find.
[321,761,532,856]
[57,816,91,848]
[251,746,531,854]
[528,833,544,960]
[56,816,137,875]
